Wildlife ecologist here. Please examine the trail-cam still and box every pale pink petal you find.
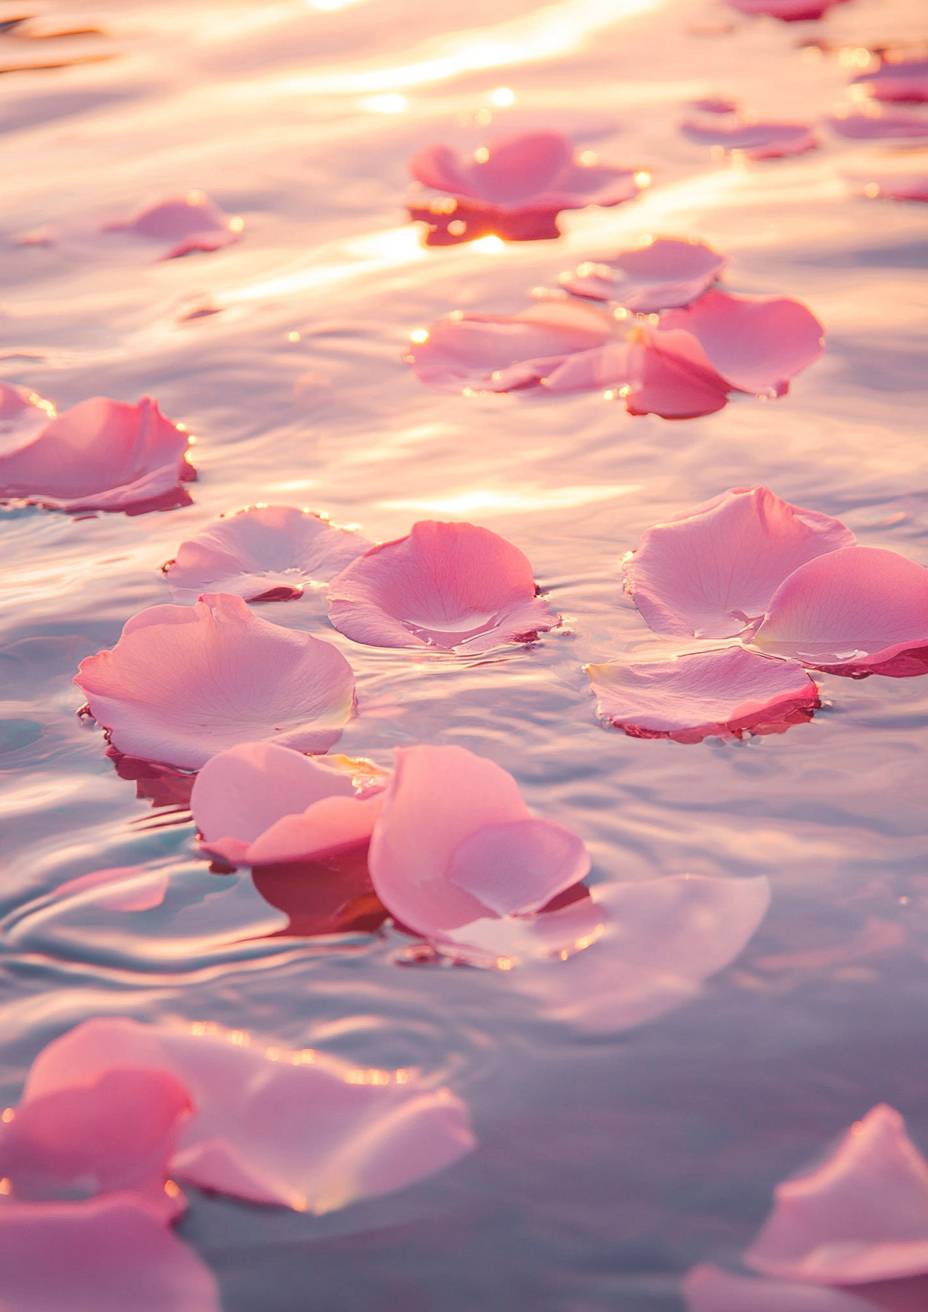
[540,342,635,393]
[829,109,928,139]
[625,486,854,638]
[754,546,928,676]
[55,864,168,912]
[23,1018,475,1213]
[74,594,356,769]
[327,520,559,652]
[587,646,819,743]
[853,57,928,105]
[248,793,383,865]
[684,1266,881,1311]
[163,505,371,603]
[561,237,726,311]
[369,744,544,936]
[0,382,55,456]
[0,1068,190,1215]
[0,1197,221,1312]
[656,290,825,397]
[681,116,819,159]
[0,397,194,513]
[102,191,242,260]
[746,1105,928,1284]
[447,818,591,916]
[726,0,849,19]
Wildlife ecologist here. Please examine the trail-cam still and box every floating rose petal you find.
[0,382,55,455]
[754,546,928,677]
[853,57,928,104]
[587,646,819,743]
[683,1265,921,1311]
[54,864,169,912]
[23,1018,475,1214]
[74,594,356,769]
[368,744,590,939]
[625,486,854,639]
[560,237,726,311]
[725,0,849,19]
[828,109,928,139]
[408,131,643,244]
[191,741,383,867]
[746,1105,928,1285]
[689,96,739,114]
[0,1197,221,1312]
[327,520,559,652]
[680,116,819,160]
[654,290,824,397]
[0,1068,190,1215]
[101,190,243,260]
[163,505,371,603]
[0,397,194,514]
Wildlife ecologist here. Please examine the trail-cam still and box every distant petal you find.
[754,546,928,676]
[447,818,590,916]
[680,116,819,159]
[464,131,573,205]
[625,486,854,639]
[656,290,824,397]
[853,57,928,104]
[726,0,849,19]
[327,520,559,652]
[828,109,928,139]
[0,1198,221,1312]
[163,505,370,603]
[561,237,726,311]
[102,191,242,260]
[587,646,819,743]
[849,166,928,204]
[74,594,356,769]
[746,1105,928,1284]
[23,1018,475,1214]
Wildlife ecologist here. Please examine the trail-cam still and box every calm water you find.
[1,1,927,1308]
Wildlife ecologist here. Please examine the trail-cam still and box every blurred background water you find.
[0,0,926,1307]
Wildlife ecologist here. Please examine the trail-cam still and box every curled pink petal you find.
[191,741,382,867]
[853,57,928,104]
[327,520,559,652]
[102,190,243,260]
[55,864,168,912]
[163,505,371,603]
[625,486,854,638]
[746,1105,928,1284]
[0,382,55,455]
[74,594,356,769]
[655,290,825,397]
[587,646,820,743]
[0,1197,221,1312]
[680,116,819,160]
[0,397,194,513]
[368,744,588,938]
[0,1067,190,1214]
[754,546,928,677]
[828,108,928,139]
[23,1018,475,1214]
[561,237,726,311]
[684,1265,885,1310]
[725,0,849,19]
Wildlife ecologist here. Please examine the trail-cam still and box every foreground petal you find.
[587,646,819,743]
[561,237,726,311]
[754,546,928,676]
[746,1105,928,1284]
[625,486,854,638]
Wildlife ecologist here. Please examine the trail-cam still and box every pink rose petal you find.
[0,1067,190,1215]
[680,116,819,160]
[689,96,739,114]
[851,167,928,204]
[587,646,820,743]
[0,397,194,513]
[655,290,825,397]
[327,520,560,652]
[101,190,243,260]
[853,57,928,104]
[754,546,928,676]
[561,237,726,311]
[191,741,382,867]
[746,1105,928,1285]
[74,593,356,769]
[625,486,855,639]
[368,744,589,938]
[828,108,928,139]
[0,1197,221,1312]
[23,1018,475,1214]
[625,328,732,418]
[55,864,169,912]
[163,505,371,603]
[0,381,55,456]
[725,0,849,19]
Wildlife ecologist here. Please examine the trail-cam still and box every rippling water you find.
[1,1,927,1307]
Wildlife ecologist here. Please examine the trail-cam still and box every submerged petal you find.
[746,1105,928,1284]
[74,594,356,769]
[327,520,559,652]
[680,116,819,159]
[561,237,726,311]
[754,546,928,676]
[164,505,370,603]
[587,646,819,743]
[625,486,854,639]
[447,817,591,916]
